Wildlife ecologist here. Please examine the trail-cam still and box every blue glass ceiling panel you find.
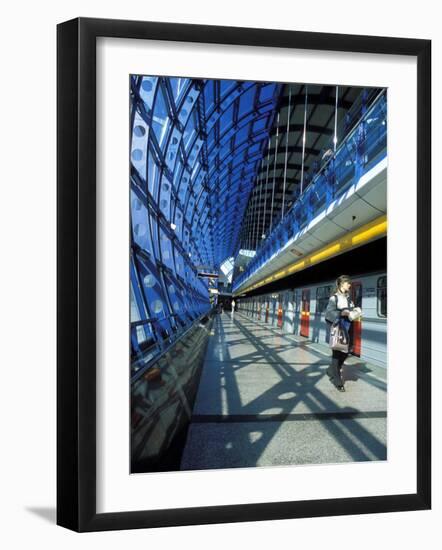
[169,77,189,103]
[166,128,181,171]
[183,109,197,150]
[235,125,250,148]
[204,81,215,115]
[239,86,256,118]
[253,117,267,133]
[152,85,170,147]
[220,104,234,134]
[259,83,278,103]
[130,75,283,273]
[147,149,159,198]
[220,79,236,99]
[131,190,153,256]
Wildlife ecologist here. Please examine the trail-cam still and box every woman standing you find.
[325,275,361,392]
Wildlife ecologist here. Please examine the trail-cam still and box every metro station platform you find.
[181,311,387,470]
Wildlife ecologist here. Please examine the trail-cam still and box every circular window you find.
[152,300,163,314]
[133,125,146,137]
[143,274,155,288]
[134,224,146,237]
[141,80,153,92]
[173,301,180,310]
[132,198,142,211]
[160,199,168,209]
[132,149,143,161]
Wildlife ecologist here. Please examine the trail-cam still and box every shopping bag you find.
[329,318,349,353]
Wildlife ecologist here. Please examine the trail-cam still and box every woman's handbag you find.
[329,318,350,352]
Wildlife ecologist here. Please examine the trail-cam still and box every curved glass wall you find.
[130,75,282,373]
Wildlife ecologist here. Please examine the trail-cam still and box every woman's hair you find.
[333,274,352,294]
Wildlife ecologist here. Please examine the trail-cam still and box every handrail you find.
[295,88,386,202]
[260,88,386,247]
[131,308,214,384]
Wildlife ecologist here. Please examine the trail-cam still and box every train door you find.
[286,291,295,332]
[351,281,362,356]
[277,294,283,328]
[282,292,289,332]
[300,289,311,337]
[293,290,301,334]
[269,296,274,325]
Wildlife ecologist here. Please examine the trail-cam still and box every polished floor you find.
[180,311,387,470]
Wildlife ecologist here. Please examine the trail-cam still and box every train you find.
[236,271,387,368]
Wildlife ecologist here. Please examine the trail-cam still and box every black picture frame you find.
[57,17,431,532]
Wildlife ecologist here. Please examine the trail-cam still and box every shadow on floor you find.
[181,313,387,470]
[25,507,56,524]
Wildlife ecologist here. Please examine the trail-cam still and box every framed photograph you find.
[57,17,431,532]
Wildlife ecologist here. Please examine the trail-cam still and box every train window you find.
[316,285,334,313]
[377,276,387,317]
[351,282,363,308]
